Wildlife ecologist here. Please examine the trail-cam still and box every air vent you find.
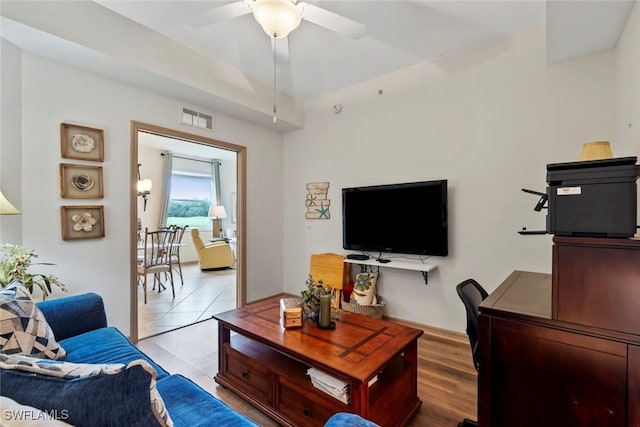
[181,107,214,131]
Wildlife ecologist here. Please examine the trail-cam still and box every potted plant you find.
[299,275,332,320]
[0,243,67,300]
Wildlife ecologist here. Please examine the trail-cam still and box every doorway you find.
[130,121,246,343]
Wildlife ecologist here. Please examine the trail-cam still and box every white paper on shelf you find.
[307,368,348,390]
[310,379,350,404]
[307,368,350,403]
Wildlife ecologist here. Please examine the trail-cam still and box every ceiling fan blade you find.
[297,2,366,39]
[189,0,253,29]
[271,37,291,64]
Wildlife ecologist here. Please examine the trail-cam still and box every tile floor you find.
[137,262,237,339]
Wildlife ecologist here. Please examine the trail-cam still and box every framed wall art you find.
[60,163,103,199]
[60,205,105,241]
[305,182,330,219]
[60,123,104,162]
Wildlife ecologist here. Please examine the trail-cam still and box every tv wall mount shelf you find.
[344,258,437,284]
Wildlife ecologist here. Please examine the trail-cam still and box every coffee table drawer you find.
[278,379,341,427]
[225,346,271,403]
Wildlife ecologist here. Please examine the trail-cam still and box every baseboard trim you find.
[246,292,295,306]
[385,315,469,345]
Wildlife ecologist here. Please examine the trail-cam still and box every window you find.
[166,173,213,228]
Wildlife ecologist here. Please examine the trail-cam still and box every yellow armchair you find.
[191,229,235,270]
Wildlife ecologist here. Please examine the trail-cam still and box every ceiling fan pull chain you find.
[273,37,277,125]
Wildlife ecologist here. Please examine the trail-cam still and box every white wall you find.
[614,2,640,157]
[0,39,22,244]
[137,146,162,233]
[614,2,640,236]
[282,27,626,333]
[10,51,284,335]
[217,156,238,240]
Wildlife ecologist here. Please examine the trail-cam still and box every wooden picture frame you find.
[61,123,104,162]
[60,205,105,240]
[60,163,103,199]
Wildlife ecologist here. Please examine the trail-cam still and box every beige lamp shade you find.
[578,141,613,161]
[208,205,227,219]
[0,190,20,215]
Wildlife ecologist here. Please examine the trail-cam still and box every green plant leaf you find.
[0,243,66,300]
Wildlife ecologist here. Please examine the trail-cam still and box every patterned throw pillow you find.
[0,354,173,427]
[0,282,66,359]
[350,272,378,305]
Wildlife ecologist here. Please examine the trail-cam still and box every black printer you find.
[546,156,640,238]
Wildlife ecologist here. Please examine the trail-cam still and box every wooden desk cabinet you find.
[552,236,640,335]
[479,269,640,427]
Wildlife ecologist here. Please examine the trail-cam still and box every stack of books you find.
[306,368,349,404]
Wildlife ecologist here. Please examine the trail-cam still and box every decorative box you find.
[280,298,302,328]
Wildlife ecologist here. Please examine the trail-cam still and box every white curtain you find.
[212,160,221,206]
[157,152,173,227]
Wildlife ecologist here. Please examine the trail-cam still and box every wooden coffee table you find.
[213,296,423,427]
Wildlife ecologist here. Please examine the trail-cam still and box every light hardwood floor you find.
[137,314,477,426]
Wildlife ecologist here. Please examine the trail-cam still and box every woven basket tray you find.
[341,297,385,319]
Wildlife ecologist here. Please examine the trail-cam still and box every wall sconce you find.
[0,190,20,215]
[136,163,152,211]
[208,205,227,239]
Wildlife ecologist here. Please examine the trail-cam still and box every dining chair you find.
[163,225,188,286]
[137,227,176,303]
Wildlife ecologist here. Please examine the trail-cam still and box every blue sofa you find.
[1,293,378,427]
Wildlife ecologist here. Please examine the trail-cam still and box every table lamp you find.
[208,205,227,238]
[0,190,20,215]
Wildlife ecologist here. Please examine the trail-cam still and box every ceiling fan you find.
[190,0,366,45]
[191,0,365,124]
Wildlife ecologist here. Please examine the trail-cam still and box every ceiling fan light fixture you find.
[252,0,301,39]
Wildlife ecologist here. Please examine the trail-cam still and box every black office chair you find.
[456,279,489,427]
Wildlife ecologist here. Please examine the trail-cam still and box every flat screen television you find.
[342,180,448,256]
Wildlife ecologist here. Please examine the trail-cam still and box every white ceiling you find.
[0,0,635,131]
[94,0,634,100]
[95,0,551,100]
